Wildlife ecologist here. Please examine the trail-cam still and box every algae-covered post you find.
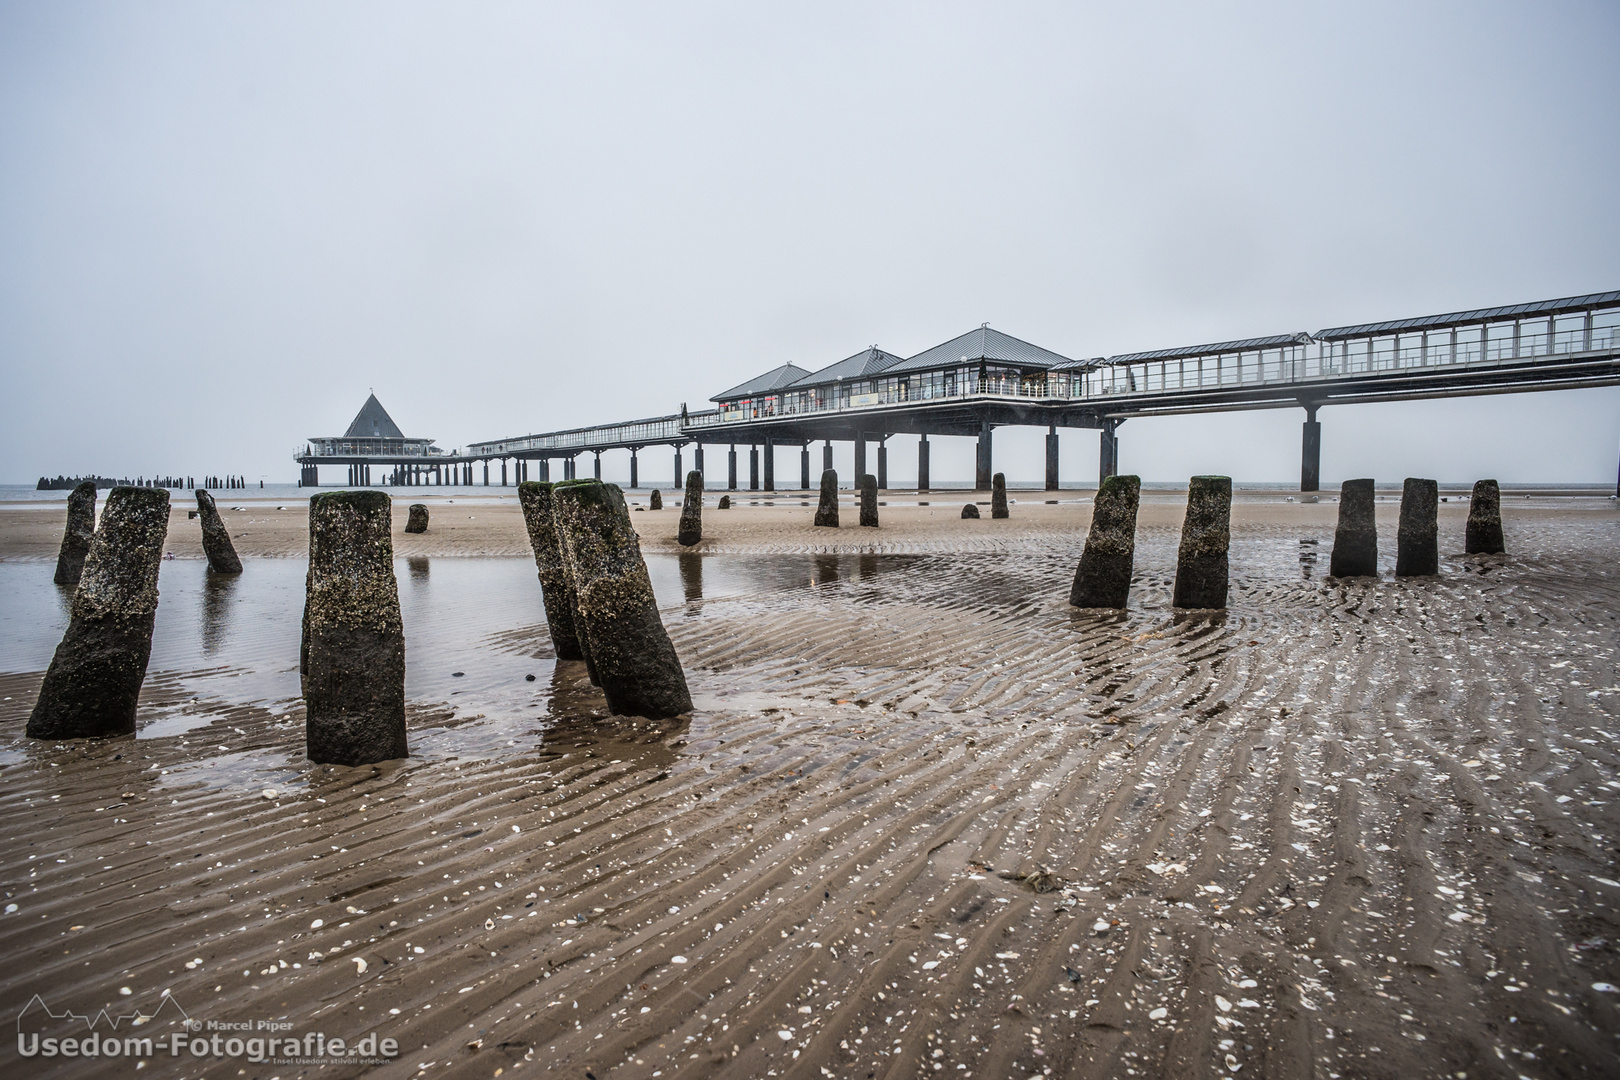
[552,479,692,720]
[1069,474,1140,608]
[813,470,839,527]
[1172,476,1231,609]
[649,489,662,511]
[28,487,169,739]
[52,480,97,586]
[859,474,878,527]
[991,473,1009,519]
[1465,479,1505,555]
[196,489,243,573]
[405,503,429,534]
[302,491,407,765]
[517,481,587,663]
[961,503,980,519]
[1329,478,1378,577]
[1396,478,1439,576]
[677,471,703,547]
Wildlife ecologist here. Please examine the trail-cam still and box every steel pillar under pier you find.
[501,459,508,486]
[629,449,639,489]
[1099,420,1119,484]
[877,438,888,490]
[483,461,489,485]
[728,446,737,490]
[748,446,759,490]
[975,422,993,490]
[762,438,774,491]
[822,440,833,473]
[540,460,550,482]
[593,452,602,480]
[800,445,810,490]
[1301,405,1321,492]
[918,435,930,492]
[853,434,866,483]
[694,445,704,476]
[674,447,682,488]
[1045,425,1059,491]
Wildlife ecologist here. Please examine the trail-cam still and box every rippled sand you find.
[2,499,1618,1079]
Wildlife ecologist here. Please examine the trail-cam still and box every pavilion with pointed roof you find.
[298,394,447,487]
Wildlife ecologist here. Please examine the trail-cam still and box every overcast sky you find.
[2,1,1618,488]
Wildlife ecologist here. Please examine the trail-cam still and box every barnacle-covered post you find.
[197,489,243,573]
[1069,474,1140,608]
[1172,476,1231,609]
[29,487,169,739]
[52,480,97,586]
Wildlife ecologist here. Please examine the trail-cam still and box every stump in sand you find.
[1329,479,1378,577]
[813,470,839,527]
[961,503,980,519]
[991,473,1009,519]
[196,489,243,573]
[517,481,587,663]
[405,503,429,533]
[52,480,97,586]
[649,489,662,510]
[1172,476,1231,609]
[1069,474,1140,608]
[677,471,703,546]
[552,480,692,719]
[718,495,731,510]
[1396,478,1439,577]
[301,491,407,765]
[28,487,169,739]
[1465,479,1504,555]
[859,474,878,527]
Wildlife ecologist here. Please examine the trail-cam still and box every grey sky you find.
[2,1,1617,486]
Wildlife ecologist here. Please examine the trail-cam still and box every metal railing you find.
[299,440,447,459]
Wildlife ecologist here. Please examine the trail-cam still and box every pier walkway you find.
[296,290,1620,492]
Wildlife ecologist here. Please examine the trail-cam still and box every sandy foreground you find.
[2,492,1619,1079]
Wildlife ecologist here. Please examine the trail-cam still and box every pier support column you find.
[629,449,638,489]
[674,447,683,489]
[749,445,759,490]
[483,461,489,485]
[877,437,888,491]
[763,438,774,491]
[975,421,993,490]
[800,444,810,490]
[1045,425,1059,491]
[728,445,738,490]
[694,444,704,476]
[1099,419,1119,484]
[1301,404,1321,492]
[501,458,508,486]
[823,440,833,473]
[918,434,930,492]
[853,434,867,484]
[593,452,602,481]
[540,459,550,482]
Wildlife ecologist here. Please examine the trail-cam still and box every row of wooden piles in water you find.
[26,479,692,767]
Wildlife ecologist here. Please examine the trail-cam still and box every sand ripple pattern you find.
[1,514,1617,1079]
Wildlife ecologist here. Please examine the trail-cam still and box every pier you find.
[295,290,1620,492]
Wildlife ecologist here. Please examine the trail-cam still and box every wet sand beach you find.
[2,494,1618,1078]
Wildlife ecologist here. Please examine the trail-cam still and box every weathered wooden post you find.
[405,503,429,534]
[991,473,1009,519]
[678,470,703,546]
[552,480,692,719]
[718,495,731,509]
[1465,479,1504,554]
[649,489,663,510]
[196,489,243,573]
[813,469,839,527]
[1395,477,1439,576]
[301,491,408,765]
[1329,478,1378,577]
[1172,476,1231,609]
[28,487,169,739]
[52,481,97,586]
[1069,474,1140,608]
[858,474,879,527]
[517,481,587,663]
[961,503,980,519]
